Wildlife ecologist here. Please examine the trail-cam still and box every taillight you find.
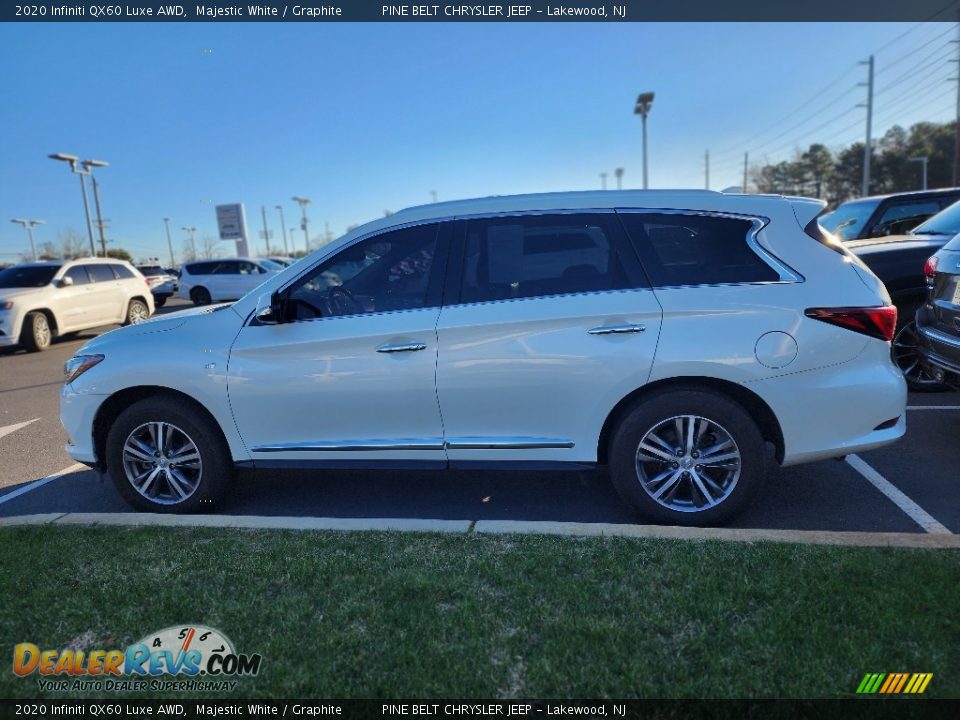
[924,255,939,286]
[805,306,897,342]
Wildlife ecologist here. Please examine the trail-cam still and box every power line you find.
[875,45,954,97]
[875,23,957,76]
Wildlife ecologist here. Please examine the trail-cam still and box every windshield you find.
[820,199,880,240]
[258,259,284,271]
[138,267,167,276]
[912,200,960,236]
[0,265,60,288]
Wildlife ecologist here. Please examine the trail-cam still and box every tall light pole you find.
[292,196,311,253]
[11,219,44,262]
[275,205,289,255]
[600,172,607,190]
[743,152,749,193]
[182,226,197,260]
[162,218,176,268]
[260,205,272,256]
[430,190,438,203]
[633,92,655,190]
[909,156,929,190]
[82,159,109,256]
[858,56,874,197]
[614,167,624,190]
[49,153,96,256]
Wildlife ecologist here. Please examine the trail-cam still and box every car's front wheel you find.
[19,311,52,352]
[124,299,150,326]
[609,390,765,526]
[105,397,232,513]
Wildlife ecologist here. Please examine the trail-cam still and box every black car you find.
[916,232,960,390]
[848,200,960,390]
[821,188,960,241]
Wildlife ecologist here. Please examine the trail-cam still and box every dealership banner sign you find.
[4,0,958,22]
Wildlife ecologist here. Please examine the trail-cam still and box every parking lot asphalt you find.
[0,297,956,535]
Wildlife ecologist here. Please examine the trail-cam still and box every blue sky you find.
[0,21,955,262]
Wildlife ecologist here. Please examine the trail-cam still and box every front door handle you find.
[587,324,646,335]
[376,342,428,353]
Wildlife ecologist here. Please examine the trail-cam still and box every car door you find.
[79,263,124,325]
[50,265,96,329]
[228,221,450,466]
[434,211,663,466]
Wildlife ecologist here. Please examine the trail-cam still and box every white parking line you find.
[906,406,960,411]
[0,418,39,442]
[0,463,87,506]
[845,454,951,535]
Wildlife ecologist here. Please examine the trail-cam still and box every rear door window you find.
[86,264,118,283]
[64,266,91,285]
[109,264,134,279]
[619,212,779,287]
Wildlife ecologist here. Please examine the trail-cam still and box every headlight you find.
[64,354,105,384]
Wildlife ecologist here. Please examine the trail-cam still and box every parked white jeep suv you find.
[0,259,153,352]
[60,191,906,524]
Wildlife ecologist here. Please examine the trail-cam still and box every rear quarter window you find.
[110,264,135,279]
[619,213,779,286]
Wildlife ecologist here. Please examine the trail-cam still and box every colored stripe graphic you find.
[857,672,933,694]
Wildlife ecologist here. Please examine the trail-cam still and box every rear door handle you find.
[376,342,428,353]
[587,324,646,335]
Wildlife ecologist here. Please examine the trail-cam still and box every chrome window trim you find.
[616,208,805,285]
[445,437,575,450]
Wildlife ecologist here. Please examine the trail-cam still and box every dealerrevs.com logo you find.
[13,625,263,692]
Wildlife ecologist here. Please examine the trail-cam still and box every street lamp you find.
[600,172,607,190]
[81,159,109,256]
[292,196,311,253]
[11,219,44,262]
[162,218,176,268]
[48,152,96,256]
[182,226,197,258]
[275,205,289,255]
[909,156,929,190]
[633,92,655,190]
[614,167,624,190]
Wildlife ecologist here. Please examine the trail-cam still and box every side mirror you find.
[254,291,285,325]
[57,276,74,288]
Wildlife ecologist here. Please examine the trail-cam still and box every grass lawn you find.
[0,525,958,699]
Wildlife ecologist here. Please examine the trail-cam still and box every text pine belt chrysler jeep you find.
[60,191,906,525]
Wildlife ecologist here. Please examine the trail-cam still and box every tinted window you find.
[0,265,60,288]
[620,213,779,286]
[461,214,631,303]
[820,199,879,240]
[915,201,960,236]
[186,262,215,275]
[138,266,166,276]
[214,261,240,275]
[286,223,438,320]
[875,201,939,228]
[64,266,91,285]
[236,261,262,275]
[86,264,117,283]
[110,264,134,279]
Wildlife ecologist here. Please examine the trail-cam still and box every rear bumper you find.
[917,330,960,388]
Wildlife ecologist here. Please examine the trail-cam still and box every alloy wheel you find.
[128,301,149,324]
[635,414,741,512]
[122,421,203,505]
[892,321,942,388]
[34,314,50,347]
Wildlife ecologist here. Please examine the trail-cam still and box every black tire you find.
[19,311,52,352]
[124,298,150,326]
[190,287,211,306]
[892,319,948,393]
[608,390,766,526]
[105,396,233,513]
[154,296,167,308]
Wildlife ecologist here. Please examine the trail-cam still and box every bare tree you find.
[58,228,88,259]
[199,236,224,260]
[182,237,197,262]
[35,241,60,261]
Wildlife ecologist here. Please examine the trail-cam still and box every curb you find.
[0,512,956,548]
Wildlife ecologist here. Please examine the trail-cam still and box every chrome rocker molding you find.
[251,437,575,452]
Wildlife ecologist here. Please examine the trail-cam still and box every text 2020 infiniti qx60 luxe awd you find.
[60,191,906,524]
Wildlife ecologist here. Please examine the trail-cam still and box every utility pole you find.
[704,150,710,190]
[162,217,175,268]
[910,156,929,190]
[859,55,874,197]
[292,196,311,253]
[743,152,749,193]
[275,205,289,255]
[600,172,607,190]
[260,205,272,255]
[89,174,108,256]
[954,17,960,185]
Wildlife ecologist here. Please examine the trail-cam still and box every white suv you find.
[177,257,282,305]
[60,191,906,524]
[0,259,154,352]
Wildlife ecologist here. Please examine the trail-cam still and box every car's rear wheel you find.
[609,390,765,526]
[105,397,232,513]
[190,287,211,306]
[892,320,946,392]
[124,299,150,326]
[154,296,167,308]
[19,311,52,352]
